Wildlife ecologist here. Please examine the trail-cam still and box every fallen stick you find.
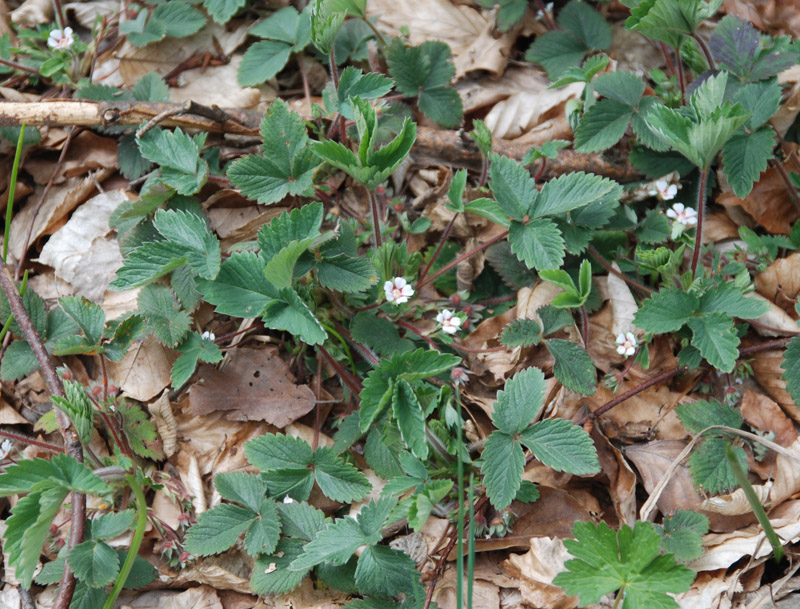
[0,100,641,181]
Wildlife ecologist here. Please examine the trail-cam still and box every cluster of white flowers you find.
[666,202,698,226]
[435,309,462,334]
[615,332,637,357]
[384,277,414,304]
[48,27,75,50]
[201,330,216,341]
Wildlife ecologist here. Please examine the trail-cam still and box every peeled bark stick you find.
[0,100,640,181]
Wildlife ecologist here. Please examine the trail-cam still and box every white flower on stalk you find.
[0,439,11,459]
[384,277,414,305]
[666,202,698,226]
[436,309,462,334]
[48,27,75,50]
[649,178,679,201]
[201,330,215,341]
[616,332,637,357]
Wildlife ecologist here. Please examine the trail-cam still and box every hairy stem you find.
[690,167,708,279]
[692,32,716,71]
[0,429,63,453]
[587,246,653,295]
[418,213,458,284]
[367,188,383,249]
[417,229,509,290]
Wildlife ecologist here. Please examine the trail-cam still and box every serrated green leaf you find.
[593,71,645,107]
[709,15,797,82]
[697,282,769,319]
[687,312,739,372]
[655,510,709,561]
[626,0,722,49]
[392,379,428,459]
[277,501,327,540]
[493,367,546,435]
[137,128,207,194]
[554,520,695,609]
[110,240,186,290]
[500,318,542,347]
[546,339,596,395]
[197,251,276,317]
[119,401,164,460]
[526,31,588,80]
[464,197,511,228]
[184,504,257,556]
[364,429,404,479]
[317,255,376,292]
[91,510,136,540]
[1,339,39,381]
[203,0,247,23]
[310,0,345,54]
[721,127,775,198]
[152,209,220,279]
[247,433,313,470]
[131,72,169,102]
[676,399,742,434]
[481,431,524,510]
[262,286,327,344]
[313,447,371,502]
[120,10,166,46]
[509,219,565,270]
[244,499,281,556]
[559,0,612,48]
[485,241,538,289]
[261,469,315,501]
[689,437,746,494]
[214,472,269,513]
[137,284,190,347]
[520,418,599,475]
[259,203,324,260]
[332,67,394,120]
[782,337,800,407]
[58,296,105,345]
[355,545,419,598]
[252,538,310,595]
[574,99,634,153]
[152,1,205,38]
[470,119,493,157]
[290,518,371,570]
[171,332,223,388]
[733,81,782,130]
[634,289,698,333]
[350,312,412,357]
[68,540,120,588]
[489,153,536,221]
[51,380,94,445]
[0,453,109,497]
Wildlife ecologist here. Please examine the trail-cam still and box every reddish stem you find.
[739,337,792,356]
[418,213,458,285]
[418,229,509,290]
[690,168,708,279]
[588,245,653,295]
[0,429,64,453]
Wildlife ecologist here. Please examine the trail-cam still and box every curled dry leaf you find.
[483,83,582,140]
[189,347,317,427]
[367,0,515,78]
[432,568,501,609]
[10,0,50,26]
[690,500,800,572]
[717,165,800,235]
[36,189,131,302]
[591,427,637,527]
[148,389,179,458]
[701,482,772,516]
[750,294,800,336]
[25,131,118,185]
[462,305,519,384]
[64,1,118,29]
[456,67,552,114]
[741,388,797,479]
[751,348,800,421]
[775,66,800,135]
[503,537,575,609]
[170,55,272,110]
[755,251,800,318]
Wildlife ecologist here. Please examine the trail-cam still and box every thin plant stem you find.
[0,429,63,453]
[725,442,784,562]
[739,337,792,356]
[579,305,589,346]
[417,229,509,290]
[313,356,322,452]
[770,157,800,211]
[396,319,440,351]
[329,50,348,147]
[690,167,708,279]
[692,32,716,70]
[659,41,677,77]
[3,124,26,262]
[676,51,686,103]
[466,473,475,609]
[368,188,383,249]
[360,16,387,46]
[478,157,488,188]
[295,53,312,116]
[0,270,27,344]
[534,0,557,30]
[0,56,42,77]
[456,385,464,609]
[533,158,547,183]
[576,367,684,426]
[418,213,458,285]
[52,0,66,30]
[102,474,148,609]
[587,246,653,295]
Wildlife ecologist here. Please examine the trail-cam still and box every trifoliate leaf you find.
[68,540,120,588]
[184,504,257,556]
[721,127,775,198]
[290,518,372,570]
[532,172,622,219]
[481,431,524,510]
[329,66,394,120]
[709,15,797,82]
[137,284,190,347]
[262,287,327,345]
[626,0,721,49]
[137,128,208,194]
[493,367,546,435]
[509,219,565,270]
[228,100,321,204]
[0,453,110,496]
[634,289,698,333]
[519,418,600,475]
[154,209,220,278]
[686,312,739,372]
[386,39,462,128]
[676,399,742,435]
[203,0,247,23]
[259,202,324,260]
[214,472,269,513]
[697,282,769,319]
[574,99,634,153]
[654,510,709,562]
[545,339,596,395]
[171,332,223,388]
[553,520,695,609]
[500,318,542,347]
[91,510,136,541]
[246,433,314,471]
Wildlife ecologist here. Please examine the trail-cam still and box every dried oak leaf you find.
[189,347,316,427]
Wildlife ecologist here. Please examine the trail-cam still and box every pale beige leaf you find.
[750,294,800,336]
[170,55,272,109]
[121,584,226,608]
[36,189,131,301]
[106,335,174,402]
[755,252,800,317]
[148,389,178,458]
[483,85,582,140]
[64,1,118,28]
[752,349,800,421]
[10,0,50,25]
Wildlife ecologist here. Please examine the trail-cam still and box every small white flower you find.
[384,277,414,305]
[649,178,679,201]
[436,309,462,334]
[665,202,698,226]
[47,27,74,50]
[0,439,12,459]
[201,330,216,341]
[535,2,554,20]
[615,332,637,357]
[282,495,294,504]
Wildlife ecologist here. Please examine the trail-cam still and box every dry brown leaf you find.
[755,252,800,318]
[625,440,755,532]
[610,23,665,77]
[587,304,627,373]
[703,212,741,243]
[503,537,578,609]
[254,577,348,609]
[367,0,514,78]
[10,0,50,25]
[591,427,637,526]
[717,166,800,235]
[36,189,131,302]
[433,569,501,609]
[741,389,797,480]
[0,401,28,425]
[751,348,800,421]
[456,66,551,114]
[25,131,118,185]
[148,389,178,458]
[750,294,800,336]
[691,500,800,571]
[170,55,274,109]
[7,168,113,264]
[206,198,286,248]
[106,335,175,402]
[483,84,582,140]
[189,347,316,427]
[63,1,117,29]
[701,483,772,516]
[673,570,740,609]
[462,306,519,384]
